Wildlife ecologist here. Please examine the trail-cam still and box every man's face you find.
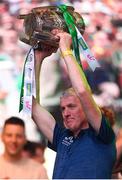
[2,124,26,157]
[60,95,87,134]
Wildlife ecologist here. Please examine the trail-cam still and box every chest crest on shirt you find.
[62,136,74,146]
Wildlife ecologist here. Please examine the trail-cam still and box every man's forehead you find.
[61,94,76,100]
[60,95,79,104]
[3,124,24,132]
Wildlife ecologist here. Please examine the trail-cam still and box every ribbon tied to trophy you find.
[18,4,100,117]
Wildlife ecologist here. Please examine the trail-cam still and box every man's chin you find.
[66,125,74,131]
[8,150,19,156]
[10,153,18,156]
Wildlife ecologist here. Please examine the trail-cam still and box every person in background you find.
[0,116,48,179]
[112,127,122,178]
[32,30,116,179]
[100,106,122,179]
[22,140,46,164]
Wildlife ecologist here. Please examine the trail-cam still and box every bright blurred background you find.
[0,0,122,178]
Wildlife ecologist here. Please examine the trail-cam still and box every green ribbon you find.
[58,4,82,68]
[19,63,25,112]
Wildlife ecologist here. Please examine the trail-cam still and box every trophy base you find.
[20,31,59,49]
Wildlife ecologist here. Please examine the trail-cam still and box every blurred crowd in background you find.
[0,0,122,178]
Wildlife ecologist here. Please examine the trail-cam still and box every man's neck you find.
[74,122,89,137]
[3,152,22,162]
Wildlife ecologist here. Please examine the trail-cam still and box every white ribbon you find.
[76,27,100,71]
[21,48,36,117]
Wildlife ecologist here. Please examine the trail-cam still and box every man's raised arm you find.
[32,49,56,143]
[56,32,102,133]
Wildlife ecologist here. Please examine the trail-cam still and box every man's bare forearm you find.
[57,32,102,133]
[32,50,56,143]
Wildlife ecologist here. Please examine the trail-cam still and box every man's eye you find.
[17,135,23,138]
[61,107,64,112]
[69,105,76,108]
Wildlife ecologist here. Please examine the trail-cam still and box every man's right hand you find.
[34,44,58,61]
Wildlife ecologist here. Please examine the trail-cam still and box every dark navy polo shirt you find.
[48,115,116,179]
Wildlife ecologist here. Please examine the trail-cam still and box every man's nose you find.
[63,108,70,117]
[11,136,17,142]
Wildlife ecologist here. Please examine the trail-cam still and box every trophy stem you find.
[34,51,43,103]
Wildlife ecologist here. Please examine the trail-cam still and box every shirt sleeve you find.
[48,123,64,152]
[97,114,115,144]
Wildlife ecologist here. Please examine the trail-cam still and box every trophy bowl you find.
[18,5,85,49]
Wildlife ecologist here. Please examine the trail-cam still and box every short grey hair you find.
[60,87,77,99]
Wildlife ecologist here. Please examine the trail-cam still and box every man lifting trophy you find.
[18,4,99,116]
[18,5,116,180]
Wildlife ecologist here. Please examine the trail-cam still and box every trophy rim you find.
[32,5,74,13]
